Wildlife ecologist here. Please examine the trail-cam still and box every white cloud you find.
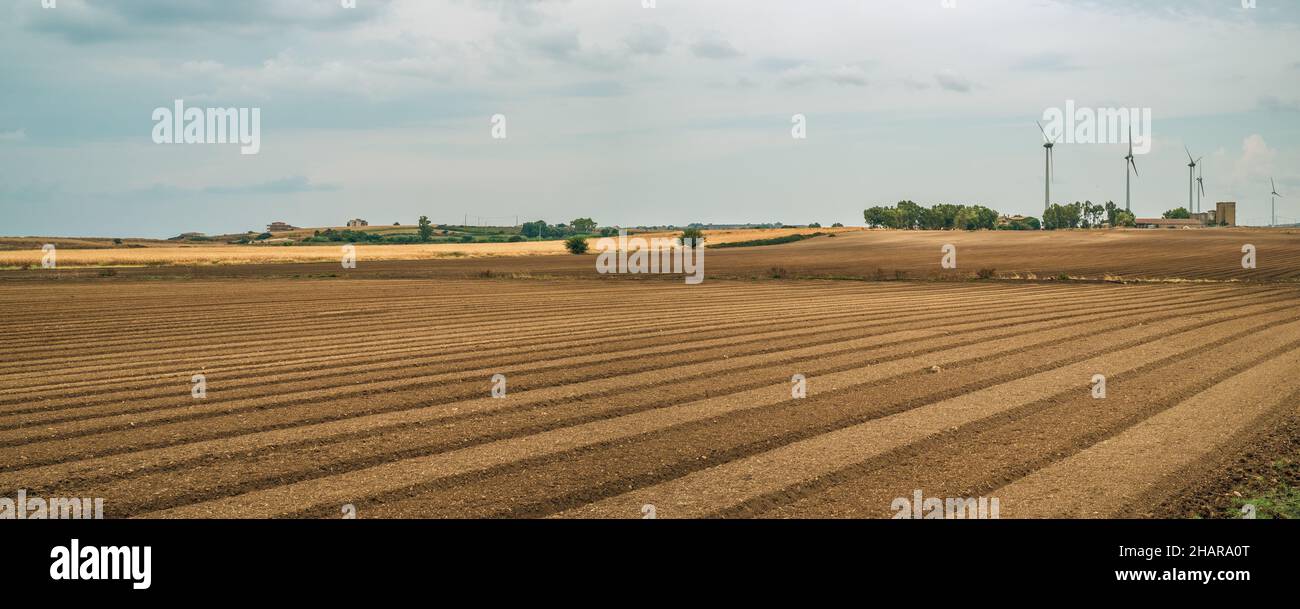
[1,0,1298,236]
[934,70,975,93]
[1232,134,1278,184]
[690,32,741,59]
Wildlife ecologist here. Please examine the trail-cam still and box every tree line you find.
[864,200,1148,231]
[1042,201,1136,229]
[863,201,1009,230]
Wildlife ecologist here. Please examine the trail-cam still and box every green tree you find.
[864,206,896,228]
[1043,203,1081,230]
[680,227,706,247]
[971,205,999,230]
[418,216,434,242]
[570,218,597,234]
[1080,201,1104,228]
[564,236,589,254]
[1162,207,1191,219]
[521,220,548,239]
[931,204,961,230]
[954,207,979,230]
[895,200,924,230]
[1115,210,1137,227]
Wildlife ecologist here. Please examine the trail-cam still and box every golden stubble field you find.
[0,227,859,267]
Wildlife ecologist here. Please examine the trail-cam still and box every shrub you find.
[564,236,590,254]
[418,216,434,242]
[976,268,996,280]
[460,235,475,243]
[710,233,823,249]
[508,235,525,242]
[680,227,706,247]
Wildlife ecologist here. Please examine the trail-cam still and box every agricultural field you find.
[0,227,857,268]
[3,227,1298,283]
[3,259,1299,519]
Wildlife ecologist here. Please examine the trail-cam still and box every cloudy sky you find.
[1,0,1298,238]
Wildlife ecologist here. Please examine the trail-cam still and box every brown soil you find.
[2,266,1299,518]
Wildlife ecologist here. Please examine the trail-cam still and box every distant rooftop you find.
[1135,218,1202,225]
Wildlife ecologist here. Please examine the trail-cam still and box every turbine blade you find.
[1185,146,1193,163]
[1130,158,1139,177]
[1037,121,1049,142]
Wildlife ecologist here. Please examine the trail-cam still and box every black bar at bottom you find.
[3,519,1289,597]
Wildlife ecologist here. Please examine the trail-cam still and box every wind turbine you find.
[1196,164,1205,214]
[1038,121,1059,220]
[1124,127,1138,213]
[1185,147,1202,214]
[1271,178,1283,227]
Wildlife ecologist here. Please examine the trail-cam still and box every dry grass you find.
[0,227,860,267]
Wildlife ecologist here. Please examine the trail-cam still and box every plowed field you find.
[3,274,1299,518]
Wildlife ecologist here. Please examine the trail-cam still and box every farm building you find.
[347,219,369,228]
[1215,202,1237,227]
[1134,218,1204,229]
[266,221,298,232]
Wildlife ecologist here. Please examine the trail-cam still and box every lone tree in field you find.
[680,227,705,247]
[418,216,434,242]
[564,236,589,254]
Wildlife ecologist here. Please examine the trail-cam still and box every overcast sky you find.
[2,0,1298,238]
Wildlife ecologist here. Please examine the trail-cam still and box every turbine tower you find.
[1038,121,1059,220]
[1185,147,1202,214]
[1124,127,1139,212]
[1196,165,1205,214]
[1272,178,1283,227]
